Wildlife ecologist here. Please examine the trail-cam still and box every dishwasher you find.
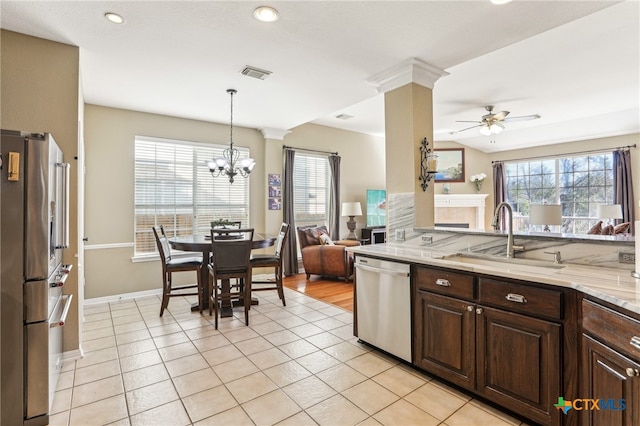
[354,256,412,362]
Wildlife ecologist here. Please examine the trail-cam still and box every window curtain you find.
[492,162,506,231]
[282,148,298,275]
[613,148,635,234]
[328,154,341,240]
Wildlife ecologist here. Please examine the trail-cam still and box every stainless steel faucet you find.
[491,202,524,258]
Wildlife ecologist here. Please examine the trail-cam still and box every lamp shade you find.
[530,204,562,226]
[597,204,623,219]
[341,202,362,217]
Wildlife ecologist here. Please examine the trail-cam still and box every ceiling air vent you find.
[335,113,354,120]
[240,66,272,80]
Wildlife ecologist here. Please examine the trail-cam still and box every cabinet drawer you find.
[478,278,562,321]
[582,299,640,361]
[415,266,475,300]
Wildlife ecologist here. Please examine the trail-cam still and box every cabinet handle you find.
[626,368,640,377]
[435,279,451,287]
[630,336,640,350]
[505,293,527,304]
[476,308,483,315]
[467,306,474,312]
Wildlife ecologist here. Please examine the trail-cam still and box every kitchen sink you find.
[441,253,566,274]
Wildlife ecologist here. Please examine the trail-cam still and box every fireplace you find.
[434,194,489,229]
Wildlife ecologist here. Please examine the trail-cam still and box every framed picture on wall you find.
[434,148,465,183]
[268,173,282,210]
[268,198,282,210]
[268,173,281,186]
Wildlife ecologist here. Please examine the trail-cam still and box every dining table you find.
[169,232,277,316]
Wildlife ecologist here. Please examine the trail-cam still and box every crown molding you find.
[260,127,290,140]
[367,58,449,93]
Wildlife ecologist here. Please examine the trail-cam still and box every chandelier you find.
[207,89,255,183]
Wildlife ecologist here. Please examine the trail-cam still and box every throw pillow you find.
[601,224,614,235]
[587,221,602,235]
[614,222,631,234]
[303,228,319,246]
[319,234,335,245]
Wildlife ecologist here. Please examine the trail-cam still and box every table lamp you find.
[341,202,362,240]
[597,204,623,225]
[529,204,562,232]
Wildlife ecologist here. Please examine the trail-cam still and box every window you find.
[134,136,250,256]
[293,153,330,229]
[505,153,614,233]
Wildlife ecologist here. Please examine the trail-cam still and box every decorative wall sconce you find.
[418,138,438,191]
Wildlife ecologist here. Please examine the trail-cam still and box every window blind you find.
[134,136,250,256]
[293,153,330,228]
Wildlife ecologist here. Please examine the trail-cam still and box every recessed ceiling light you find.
[254,6,279,22]
[104,12,124,24]
[490,0,512,4]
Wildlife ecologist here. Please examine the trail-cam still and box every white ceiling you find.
[1,1,638,153]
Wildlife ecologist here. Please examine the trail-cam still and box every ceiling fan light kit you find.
[452,105,541,139]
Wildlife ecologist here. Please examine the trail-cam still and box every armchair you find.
[296,225,360,282]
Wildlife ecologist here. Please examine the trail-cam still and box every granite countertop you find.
[348,243,640,316]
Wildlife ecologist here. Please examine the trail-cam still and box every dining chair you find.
[207,228,254,329]
[152,225,202,317]
[250,223,289,306]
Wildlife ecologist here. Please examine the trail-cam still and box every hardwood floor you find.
[283,274,354,312]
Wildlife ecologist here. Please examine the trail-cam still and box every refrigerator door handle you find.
[56,162,70,249]
[50,294,72,328]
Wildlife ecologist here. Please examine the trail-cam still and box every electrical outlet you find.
[422,235,433,244]
[395,229,405,241]
[618,252,636,264]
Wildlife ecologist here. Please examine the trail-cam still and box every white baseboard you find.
[85,288,162,306]
[84,277,276,308]
[62,348,84,362]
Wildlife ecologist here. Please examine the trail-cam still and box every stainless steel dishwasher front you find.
[354,256,412,362]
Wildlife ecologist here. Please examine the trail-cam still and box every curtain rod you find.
[491,144,636,164]
[283,145,338,156]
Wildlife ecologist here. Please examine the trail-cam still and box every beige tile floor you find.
[49,288,533,426]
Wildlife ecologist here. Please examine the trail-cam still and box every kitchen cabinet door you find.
[476,305,561,426]
[581,334,640,426]
[414,290,475,389]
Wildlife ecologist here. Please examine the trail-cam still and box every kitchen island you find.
[348,230,639,426]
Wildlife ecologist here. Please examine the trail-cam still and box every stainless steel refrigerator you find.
[1,129,73,426]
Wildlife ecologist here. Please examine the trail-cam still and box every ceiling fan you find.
[450,105,541,136]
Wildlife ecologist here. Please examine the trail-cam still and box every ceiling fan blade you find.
[493,110,510,121]
[504,114,541,123]
[450,124,483,135]
[455,120,482,123]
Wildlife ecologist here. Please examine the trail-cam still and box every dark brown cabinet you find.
[414,290,475,389]
[413,265,568,426]
[477,305,561,425]
[581,299,640,426]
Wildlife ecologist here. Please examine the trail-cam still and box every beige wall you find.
[430,135,640,229]
[1,30,81,351]
[83,104,265,298]
[266,123,386,239]
[433,141,492,228]
[83,107,385,299]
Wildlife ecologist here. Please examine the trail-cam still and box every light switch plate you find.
[395,229,405,241]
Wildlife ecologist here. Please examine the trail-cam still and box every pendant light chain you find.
[228,88,235,150]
